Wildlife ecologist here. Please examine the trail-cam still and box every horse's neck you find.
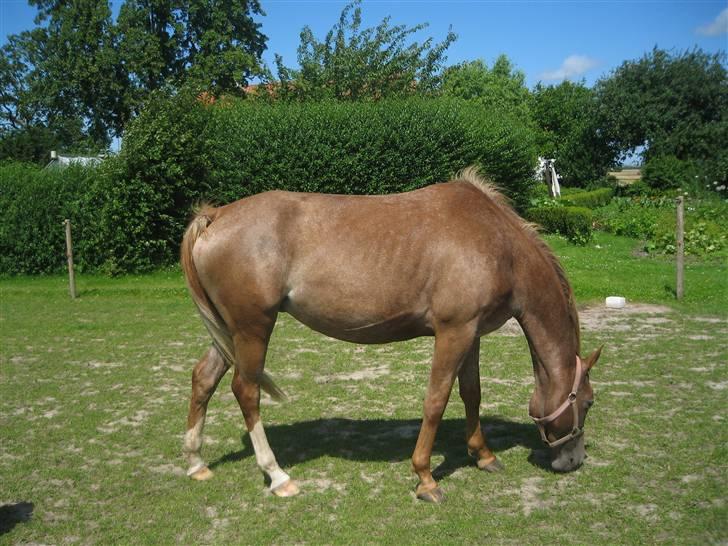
[516,280,578,409]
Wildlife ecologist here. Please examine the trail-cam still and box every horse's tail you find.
[181,204,286,401]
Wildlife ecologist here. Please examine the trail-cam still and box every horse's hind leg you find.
[183,346,229,480]
[230,332,299,497]
[458,337,504,472]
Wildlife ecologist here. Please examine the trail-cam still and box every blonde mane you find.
[455,166,581,354]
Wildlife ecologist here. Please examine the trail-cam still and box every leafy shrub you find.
[615,179,653,198]
[594,197,665,239]
[94,94,538,272]
[700,152,727,194]
[203,98,537,203]
[585,174,619,190]
[595,195,728,257]
[642,155,696,191]
[561,187,614,208]
[0,162,97,274]
[526,205,593,245]
[86,91,214,272]
[1,93,541,274]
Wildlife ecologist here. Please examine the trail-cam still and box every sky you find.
[1,0,726,88]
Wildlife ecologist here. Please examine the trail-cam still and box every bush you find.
[0,93,541,274]
[642,155,696,191]
[86,91,215,272]
[615,179,653,198]
[202,98,537,203]
[0,162,98,274]
[595,195,728,257]
[95,94,538,272]
[526,205,593,245]
[561,187,614,208]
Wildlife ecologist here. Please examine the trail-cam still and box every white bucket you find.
[605,296,626,309]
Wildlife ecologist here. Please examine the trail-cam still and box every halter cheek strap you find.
[530,356,585,448]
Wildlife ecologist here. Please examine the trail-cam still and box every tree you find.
[1,0,269,163]
[116,0,182,102]
[29,0,125,143]
[441,56,532,119]
[595,47,727,163]
[0,0,124,157]
[532,80,618,185]
[0,26,104,163]
[117,0,268,99]
[274,0,456,101]
[180,0,267,94]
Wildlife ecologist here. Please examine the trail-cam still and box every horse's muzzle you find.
[550,435,586,472]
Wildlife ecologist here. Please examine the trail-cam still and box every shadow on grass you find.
[209,416,551,480]
[0,502,34,535]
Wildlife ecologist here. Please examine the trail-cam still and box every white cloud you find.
[539,55,599,82]
[696,7,728,36]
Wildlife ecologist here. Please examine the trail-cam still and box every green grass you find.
[1,234,726,544]
[547,232,727,315]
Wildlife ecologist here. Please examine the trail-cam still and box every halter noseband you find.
[530,356,585,448]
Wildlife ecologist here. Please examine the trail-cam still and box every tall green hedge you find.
[0,163,96,274]
[1,93,539,274]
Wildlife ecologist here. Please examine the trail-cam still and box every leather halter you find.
[530,356,585,448]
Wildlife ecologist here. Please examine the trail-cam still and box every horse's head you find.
[530,346,602,472]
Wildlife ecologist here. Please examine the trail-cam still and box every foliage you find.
[532,80,618,185]
[0,20,118,160]
[0,162,97,274]
[87,90,214,273]
[595,47,727,167]
[273,0,456,101]
[561,187,614,209]
[526,205,593,245]
[0,94,538,274]
[0,125,64,165]
[441,57,532,119]
[203,97,536,200]
[117,0,267,97]
[0,0,268,161]
[595,195,728,258]
[641,155,697,191]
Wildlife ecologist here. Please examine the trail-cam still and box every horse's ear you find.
[584,345,603,370]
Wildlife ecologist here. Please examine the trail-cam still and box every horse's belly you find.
[281,294,433,344]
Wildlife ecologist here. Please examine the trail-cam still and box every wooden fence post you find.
[675,196,684,300]
[64,219,77,299]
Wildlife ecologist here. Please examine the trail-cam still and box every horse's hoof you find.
[189,466,214,481]
[477,457,505,473]
[272,479,300,498]
[416,485,445,503]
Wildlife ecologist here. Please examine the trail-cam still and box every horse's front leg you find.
[412,326,477,503]
[183,346,229,480]
[458,337,504,472]
[231,333,299,497]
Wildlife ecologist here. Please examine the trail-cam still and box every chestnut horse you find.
[180,168,601,502]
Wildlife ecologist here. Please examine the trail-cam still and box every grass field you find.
[1,233,726,544]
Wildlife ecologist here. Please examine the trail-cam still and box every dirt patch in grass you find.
[577,303,673,331]
[315,364,390,383]
[495,303,675,337]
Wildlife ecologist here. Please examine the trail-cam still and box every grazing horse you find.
[180,167,601,502]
